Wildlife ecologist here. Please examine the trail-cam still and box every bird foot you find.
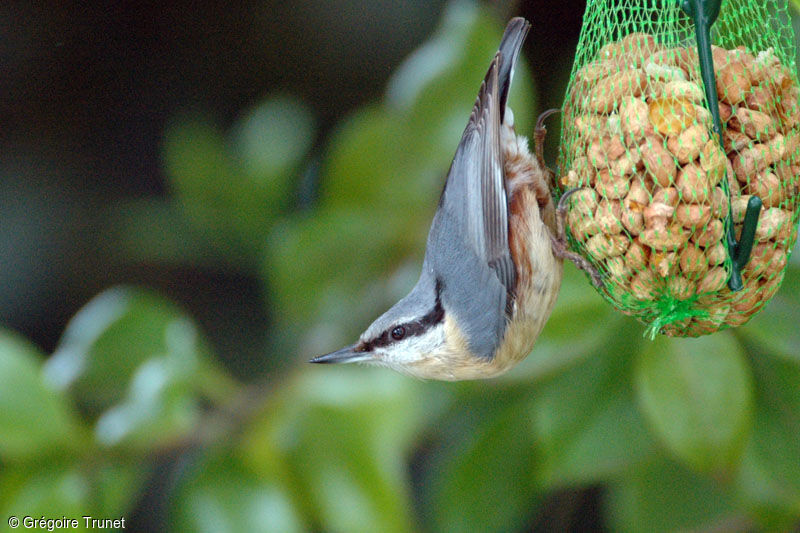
[550,188,605,289]
[534,108,561,168]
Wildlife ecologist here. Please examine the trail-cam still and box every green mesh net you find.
[557,0,800,337]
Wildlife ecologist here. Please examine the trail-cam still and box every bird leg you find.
[532,108,604,288]
[533,108,561,170]
[550,188,605,288]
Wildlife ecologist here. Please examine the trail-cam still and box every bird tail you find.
[496,17,531,124]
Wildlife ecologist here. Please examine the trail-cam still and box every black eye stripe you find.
[360,278,444,351]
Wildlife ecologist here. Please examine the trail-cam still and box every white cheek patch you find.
[377,327,447,369]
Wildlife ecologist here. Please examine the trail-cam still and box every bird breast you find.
[491,126,564,375]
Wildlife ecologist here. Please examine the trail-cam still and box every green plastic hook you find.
[679,0,762,291]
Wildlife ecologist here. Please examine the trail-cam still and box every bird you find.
[310,17,601,380]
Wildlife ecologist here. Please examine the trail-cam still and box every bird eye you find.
[391,326,406,340]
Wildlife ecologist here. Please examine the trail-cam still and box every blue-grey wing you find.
[436,17,530,300]
[439,53,512,293]
[423,18,530,358]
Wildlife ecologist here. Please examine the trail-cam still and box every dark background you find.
[0,0,583,368]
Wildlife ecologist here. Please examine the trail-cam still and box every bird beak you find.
[309,344,371,365]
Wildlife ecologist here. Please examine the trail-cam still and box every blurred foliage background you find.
[1,0,800,531]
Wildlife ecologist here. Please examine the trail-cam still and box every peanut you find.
[647,47,698,78]
[747,171,783,208]
[765,247,788,275]
[598,33,659,68]
[624,178,650,212]
[630,269,662,300]
[675,203,712,229]
[639,136,676,186]
[731,195,752,223]
[596,168,631,199]
[650,250,678,277]
[667,275,696,300]
[679,243,708,275]
[605,256,630,280]
[705,241,728,266]
[596,199,625,234]
[667,124,709,164]
[691,218,725,247]
[562,37,799,336]
[625,240,649,270]
[697,266,729,294]
[568,187,598,215]
[755,207,791,241]
[640,224,690,250]
[710,185,729,218]
[676,162,711,203]
[649,96,697,135]
[731,107,776,141]
[585,233,628,260]
[778,85,800,132]
[715,51,752,104]
[572,217,601,241]
[643,202,674,230]
[574,114,607,139]
[620,205,645,235]
[661,80,704,102]
[718,101,733,122]
[619,97,650,144]
[588,135,626,167]
[652,186,680,206]
[724,129,752,153]
[691,301,731,334]
[699,140,726,186]
[746,243,778,277]
[588,69,647,113]
[585,233,614,260]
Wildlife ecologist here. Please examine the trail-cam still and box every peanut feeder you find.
[558,0,800,337]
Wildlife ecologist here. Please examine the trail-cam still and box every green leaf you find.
[321,4,536,224]
[634,333,754,472]
[265,208,414,324]
[424,397,542,533]
[387,1,536,150]
[505,265,629,382]
[241,367,435,533]
[103,198,223,269]
[93,317,204,449]
[232,94,315,192]
[735,352,800,529]
[163,115,244,248]
[91,460,150,518]
[0,329,86,459]
[171,450,305,533]
[164,100,313,262]
[530,319,654,487]
[605,457,739,533]
[0,463,91,528]
[0,459,147,524]
[737,261,800,364]
[43,286,216,412]
[320,104,435,215]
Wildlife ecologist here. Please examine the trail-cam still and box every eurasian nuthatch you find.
[311,17,600,380]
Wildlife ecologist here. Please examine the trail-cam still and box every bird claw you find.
[534,108,561,168]
[550,233,606,288]
[551,187,605,289]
